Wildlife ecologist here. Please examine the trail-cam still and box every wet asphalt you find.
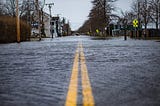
[0,36,160,106]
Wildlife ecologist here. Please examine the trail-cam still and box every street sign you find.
[96,29,99,33]
[133,24,138,27]
[133,19,138,28]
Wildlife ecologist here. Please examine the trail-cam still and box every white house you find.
[31,11,52,38]
[43,12,52,37]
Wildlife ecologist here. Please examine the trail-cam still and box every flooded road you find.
[0,36,160,106]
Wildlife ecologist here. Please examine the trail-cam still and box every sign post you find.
[96,29,99,36]
[133,19,138,28]
[133,19,138,38]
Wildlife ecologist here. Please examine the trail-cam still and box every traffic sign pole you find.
[133,19,139,38]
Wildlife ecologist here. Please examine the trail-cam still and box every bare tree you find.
[4,0,36,17]
[148,0,160,29]
[4,0,16,16]
[131,0,152,31]
[79,0,117,36]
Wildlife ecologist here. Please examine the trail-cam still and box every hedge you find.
[0,16,31,43]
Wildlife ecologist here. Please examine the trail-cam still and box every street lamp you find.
[16,0,20,43]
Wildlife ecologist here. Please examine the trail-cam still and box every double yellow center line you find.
[65,42,95,106]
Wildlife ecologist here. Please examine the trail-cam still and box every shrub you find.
[0,16,31,43]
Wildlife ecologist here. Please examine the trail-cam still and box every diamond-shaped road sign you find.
[133,24,138,27]
[133,19,138,28]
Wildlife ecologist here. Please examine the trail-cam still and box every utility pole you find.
[46,3,54,17]
[27,0,31,24]
[46,3,54,38]
[89,19,92,36]
[35,0,41,40]
[104,0,106,36]
[41,8,45,37]
[16,0,20,43]
[144,0,147,38]
[41,0,46,37]
[67,20,69,36]
[158,0,160,29]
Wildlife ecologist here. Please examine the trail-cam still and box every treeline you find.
[78,0,160,36]
[125,0,160,30]
[78,0,118,36]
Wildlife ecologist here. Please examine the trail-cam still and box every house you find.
[43,12,52,37]
[31,11,52,38]
[50,16,62,37]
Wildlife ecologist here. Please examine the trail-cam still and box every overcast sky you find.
[43,0,133,31]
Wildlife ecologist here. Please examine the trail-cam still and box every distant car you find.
[75,33,79,36]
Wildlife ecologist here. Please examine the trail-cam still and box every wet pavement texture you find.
[0,36,160,106]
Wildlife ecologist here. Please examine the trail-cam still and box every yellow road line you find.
[65,48,79,106]
[80,43,95,106]
[65,43,94,106]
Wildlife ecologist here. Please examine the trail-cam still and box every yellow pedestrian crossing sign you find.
[133,19,138,28]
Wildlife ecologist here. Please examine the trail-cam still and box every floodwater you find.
[0,36,160,106]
